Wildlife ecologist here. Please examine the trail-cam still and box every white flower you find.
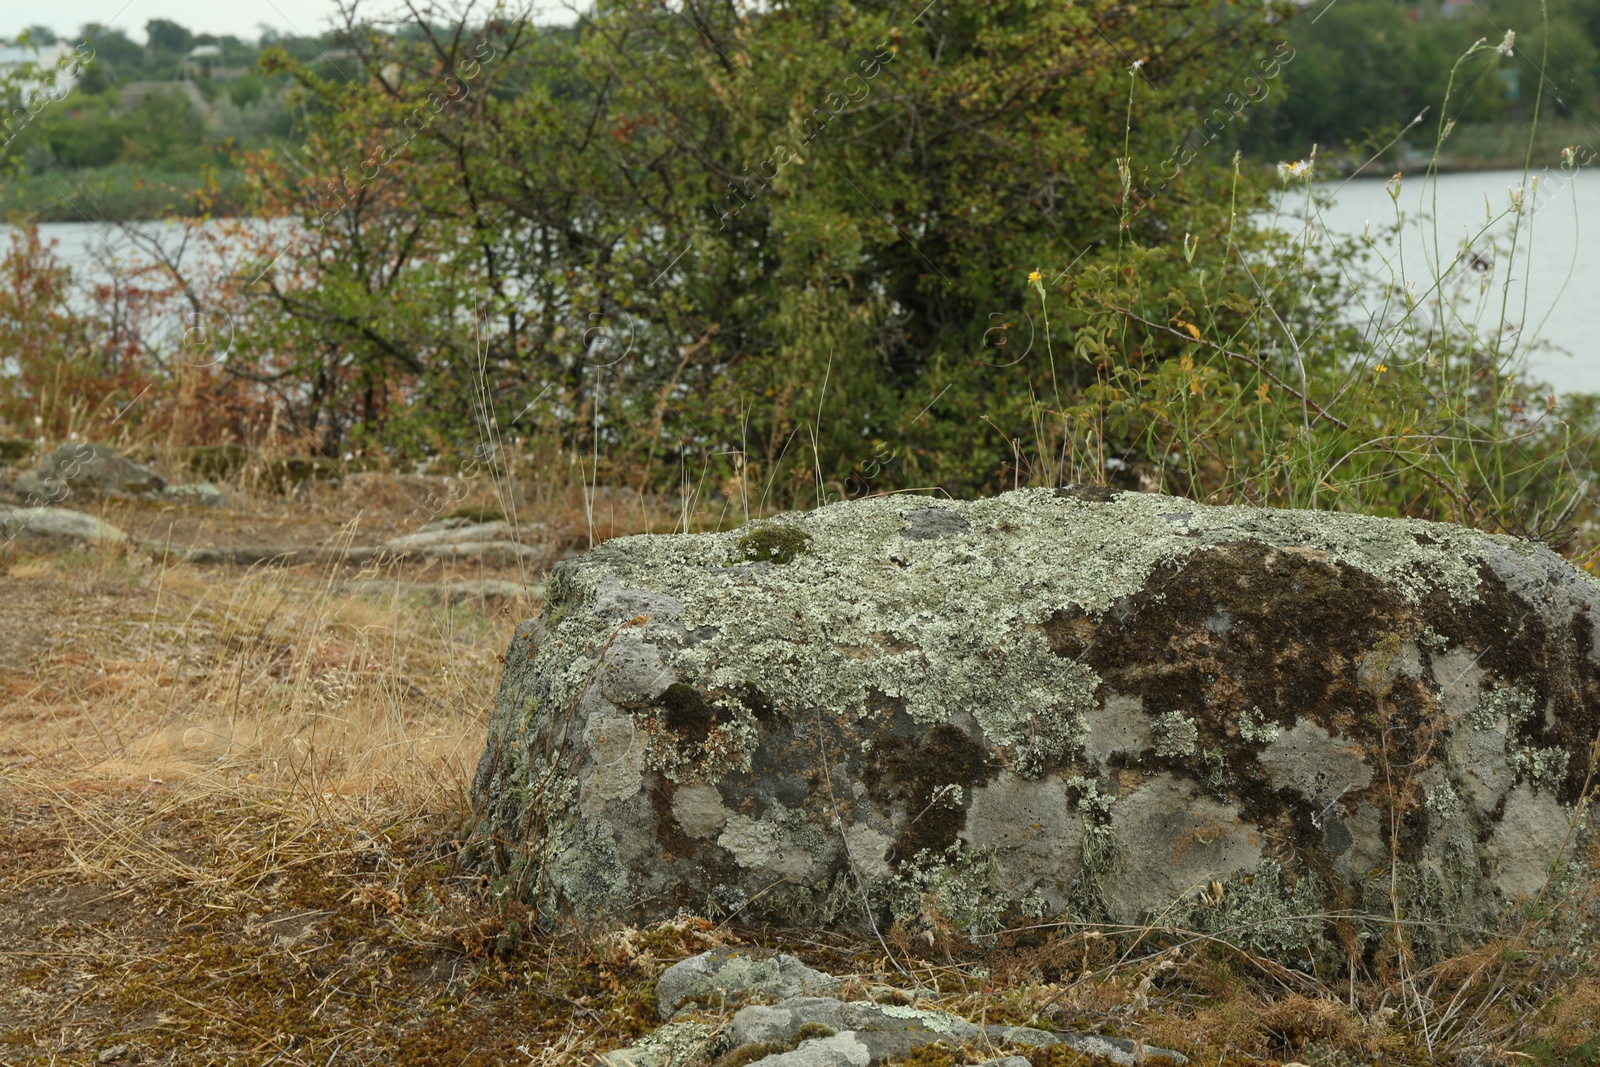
[1509,183,1526,210]
[1496,30,1515,57]
[1276,159,1314,182]
[1130,58,1145,72]
[1562,145,1577,168]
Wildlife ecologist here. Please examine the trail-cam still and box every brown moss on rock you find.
[870,723,998,867]
[1043,541,1434,862]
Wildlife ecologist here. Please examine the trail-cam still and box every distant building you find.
[184,44,222,77]
[0,41,83,103]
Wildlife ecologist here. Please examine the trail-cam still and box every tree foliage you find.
[241,0,1303,499]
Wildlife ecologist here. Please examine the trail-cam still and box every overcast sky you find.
[1,0,576,44]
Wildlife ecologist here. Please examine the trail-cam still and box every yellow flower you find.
[1374,363,1389,375]
[1027,270,1042,283]
[1277,159,1314,182]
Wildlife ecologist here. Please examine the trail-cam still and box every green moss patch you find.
[738,525,813,565]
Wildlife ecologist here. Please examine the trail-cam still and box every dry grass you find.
[1,470,1597,1066]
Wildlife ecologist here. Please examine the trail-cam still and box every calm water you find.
[1305,166,1599,394]
[11,168,1598,391]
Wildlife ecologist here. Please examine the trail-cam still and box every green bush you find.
[226,0,1595,543]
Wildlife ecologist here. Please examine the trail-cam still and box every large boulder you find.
[471,490,1599,963]
[14,443,165,501]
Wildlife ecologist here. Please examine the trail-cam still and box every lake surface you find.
[1302,166,1598,394]
[10,167,1598,392]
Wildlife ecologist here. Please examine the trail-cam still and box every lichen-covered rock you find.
[606,951,1187,1067]
[471,489,1599,963]
[746,1032,871,1067]
[15,443,165,500]
[598,1021,721,1067]
[0,504,128,547]
[724,996,1181,1066]
[656,949,841,1019]
[161,482,226,507]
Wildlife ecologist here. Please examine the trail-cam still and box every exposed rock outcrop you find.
[472,490,1599,964]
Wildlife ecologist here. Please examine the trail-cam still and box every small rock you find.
[749,1032,871,1067]
[656,949,841,1020]
[386,520,513,550]
[728,997,973,1063]
[1054,1032,1187,1066]
[597,1021,719,1067]
[975,1058,1031,1067]
[982,1025,1062,1050]
[162,482,225,506]
[0,504,127,547]
[97,1045,128,1064]
[727,996,1187,1066]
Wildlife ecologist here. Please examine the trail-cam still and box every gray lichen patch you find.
[1469,685,1539,732]
[557,823,630,916]
[1520,747,1571,793]
[1236,706,1280,744]
[598,1021,722,1067]
[1152,712,1199,757]
[641,684,761,784]
[718,810,829,882]
[1179,858,1328,961]
[1426,781,1467,824]
[655,949,841,1019]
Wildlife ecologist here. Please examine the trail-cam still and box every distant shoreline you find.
[2,129,1589,223]
[1316,117,1597,180]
